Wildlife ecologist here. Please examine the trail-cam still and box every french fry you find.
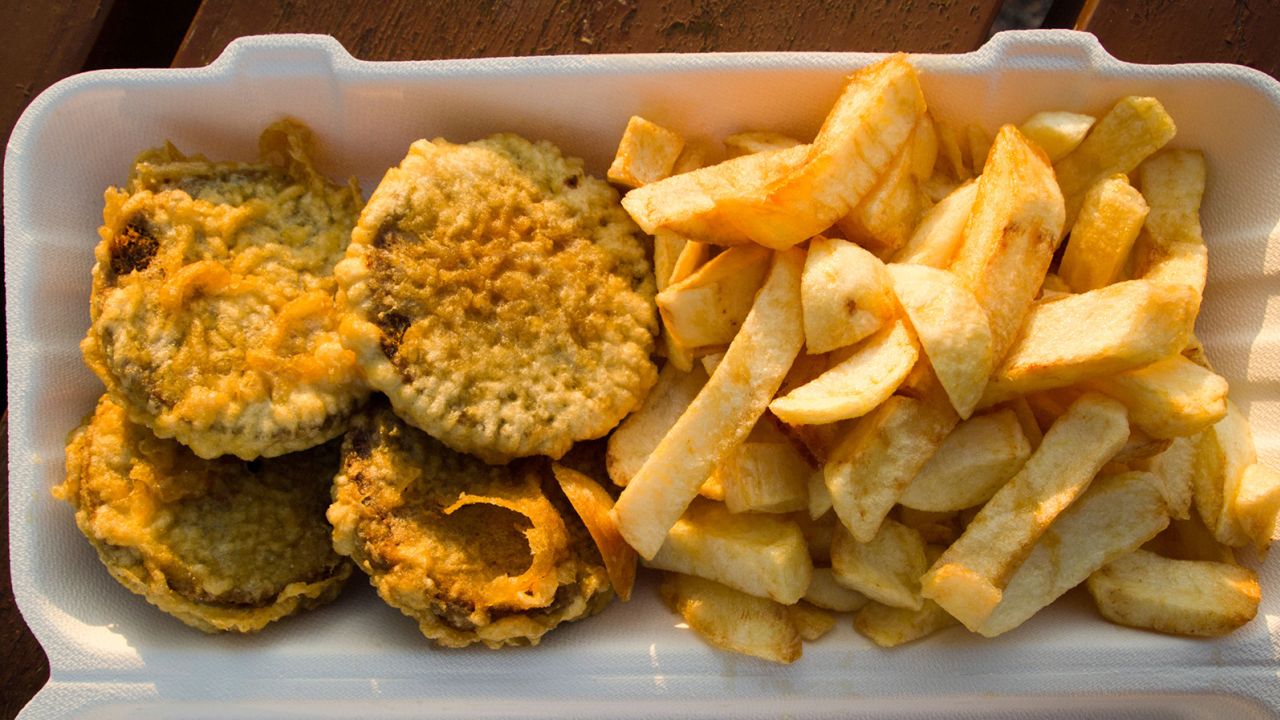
[896,507,961,546]
[606,361,708,487]
[660,237,713,370]
[899,409,1032,512]
[787,602,837,641]
[1018,110,1095,162]
[660,573,802,664]
[935,122,968,180]
[965,124,992,171]
[552,464,638,601]
[613,249,805,560]
[910,113,938,181]
[1192,401,1255,547]
[921,393,1130,631]
[608,115,685,188]
[1082,354,1228,439]
[716,440,812,514]
[1086,550,1259,637]
[831,518,928,610]
[836,125,925,253]
[671,138,722,175]
[854,598,959,648]
[796,510,837,565]
[949,124,1066,366]
[646,498,812,604]
[823,365,959,542]
[1138,149,1206,247]
[1138,435,1197,519]
[770,319,918,425]
[804,566,870,612]
[808,469,833,520]
[1054,96,1177,228]
[1001,396,1044,449]
[978,471,1170,637]
[891,180,977,268]
[1059,174,1149,292]
[800,235,895,354]
[1146,514,1237,564]
[980,280,1198,406]
[886,263,993,418]
[656,244,772,348]
[1233,463,1280,552]
[724,131,803,158]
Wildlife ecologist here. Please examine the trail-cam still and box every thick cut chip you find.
[910,113,939,181]
[552,464,638,601]
[614,249,806,559]
[966,124,992,171]
[1082,355,1228,439]
[836,124,925,253]
[981,280,1198,406]
[771,319,917,425]
[1192,401,1256,547]
[608,116,685,188]
[1147,515,1236,564]
[1059,174,1149,292]
[897,508,961,546]
[1002,396,1044,449]
[1139,435,1197,520]
[672,138,722,176]
[660,238,714,370]
[801,235,896,354]
[935,122,969,180]
[891,180,977,269]
[1234,463,1280,551]
[716,441,812,514]
[808,469,833,520]
[1138,149,1206,248]
[1018,110,1095,162]
[949,124,1066,366]
[823,365,959,542]
[805,567,869,612]
[921,393,1129,631]
[606,362,708,487]
[831,519,928,610]
[660,573,802,664]
[724,131,803,158]
[653,231,688,293]
[899,409,1032,512]
[646,499,812,604]
[887,263,994,418]
[1086,550,1259,638]
[854,599,959,648]
[656,245,771,348]
[978,472,1169,637]
[787,602,837,641]
[1054,96,1177,228]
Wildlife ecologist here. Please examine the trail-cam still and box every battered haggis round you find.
[81,119,367,460]
[328,399,613,648]
[56,395,352,633]
[335,134,657,463]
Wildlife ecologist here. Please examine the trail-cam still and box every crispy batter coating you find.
[55,395,352,633]
[328,399,613,648]
[335,134,657,463]
[82,119,368,460]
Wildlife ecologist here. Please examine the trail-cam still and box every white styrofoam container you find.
[6,30,1280,719]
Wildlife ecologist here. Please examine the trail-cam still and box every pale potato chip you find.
[660,238,713,370]
[770,319,917,425]
[899,409,1032,512]
[804,567,869,612]
[981,280,1198,406]
[891,180,977,269]
[1233,463,1280,551]
[801,235,895,354]
[823,364,958,542]
[1086,550,1258,638]
[910,113,939,182]
[796,510,836,566]
[949,124,1066,365]
[552,463,638,601]
[854,598,959,648]
[1001,396,1044,449]
[608,115,685,188]
[787,601,837,642]
[1082,354,1228,439]
[652,230,687,293]
[1192,401,1256,547]
[836,125,925,253]
[1138,149,1206,247]
[1145,514,1236,564]
[660,573,802,664]
[671,137,723,175]
[1059,174,1149,292]
[723,131,803,158]
[978,471,1169,637]
[808,469,833,520]
[921,393,1130,631]
[606,361,708,487]
[1054,96,1177,228]
[1018,110,1095,162]
[656,244,771,348]
[613,249,806,559]
[1138,434,1197,519]
[831,518,928,610]
[716,441,811,514]
[646,498,812,604]
[935,122,968,180]
[886,263,994,418]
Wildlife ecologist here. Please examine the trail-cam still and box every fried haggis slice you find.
[55,395,352,633]
[328,399,614,648]
[335,134,657,463]
[81,119,368,460]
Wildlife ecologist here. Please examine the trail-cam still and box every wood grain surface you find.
[172,0,1006,67]
[1079,0,1280,78]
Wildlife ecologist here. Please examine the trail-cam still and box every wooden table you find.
[2,1,1278,717]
